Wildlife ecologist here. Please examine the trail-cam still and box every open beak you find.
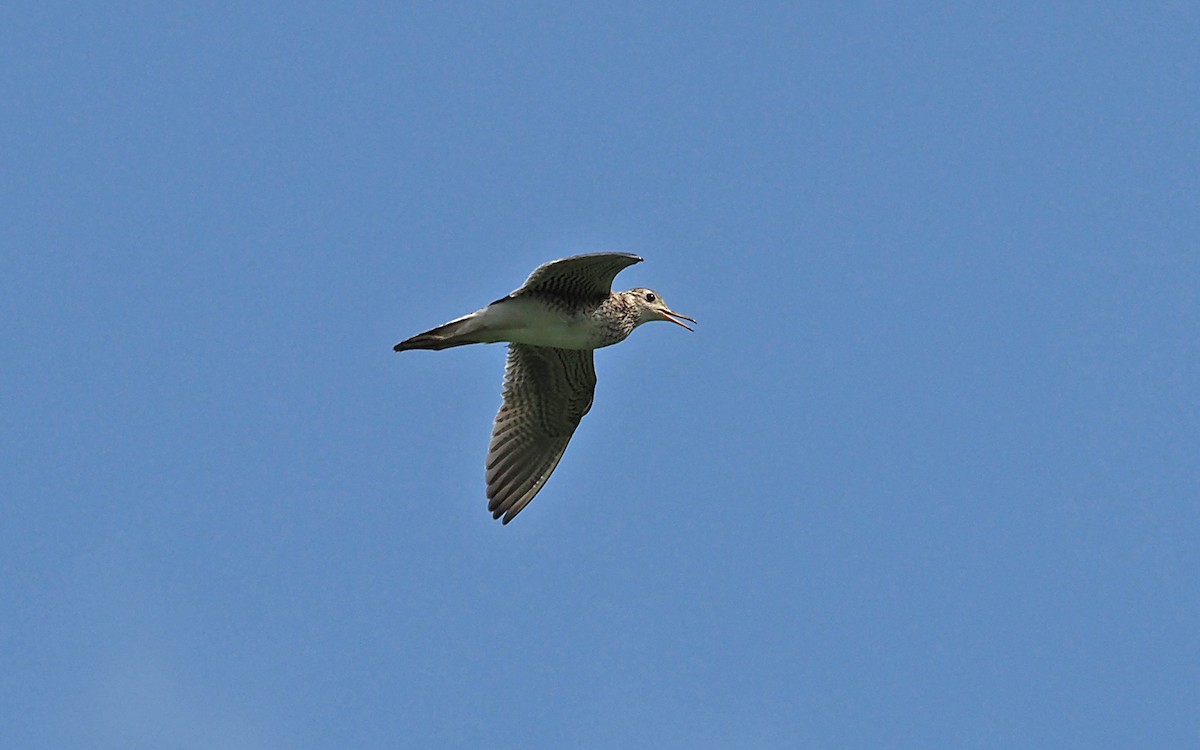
[661,308,696,331]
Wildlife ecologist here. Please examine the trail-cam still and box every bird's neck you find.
[590,294,639,347]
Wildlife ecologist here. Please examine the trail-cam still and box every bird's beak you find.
[660,308,696,331]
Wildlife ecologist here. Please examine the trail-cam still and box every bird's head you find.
[624,288,695,331]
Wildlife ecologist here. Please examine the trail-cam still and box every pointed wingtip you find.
[489,503,516,525]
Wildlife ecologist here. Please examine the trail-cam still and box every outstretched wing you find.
[485,344,597,524]
[516,252,642,300]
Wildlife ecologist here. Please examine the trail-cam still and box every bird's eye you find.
[644,292,656,302]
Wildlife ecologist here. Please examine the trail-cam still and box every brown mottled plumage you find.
[393,253,694,524]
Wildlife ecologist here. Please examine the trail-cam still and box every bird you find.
[393,252,694,524]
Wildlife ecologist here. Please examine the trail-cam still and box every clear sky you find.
[3,3,1197,748]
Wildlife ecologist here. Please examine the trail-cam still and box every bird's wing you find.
[516,252,643,299]
[486,344,597,524]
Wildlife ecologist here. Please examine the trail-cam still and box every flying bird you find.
[393,252,694,524]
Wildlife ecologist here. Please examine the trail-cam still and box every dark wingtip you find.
[490,504,515,525]
[393,335,434,351]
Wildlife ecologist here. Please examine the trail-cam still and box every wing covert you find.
[516,252,642,299]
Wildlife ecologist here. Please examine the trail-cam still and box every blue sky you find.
[3,3,1197,748]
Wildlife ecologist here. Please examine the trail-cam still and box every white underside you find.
[460,297,601,349]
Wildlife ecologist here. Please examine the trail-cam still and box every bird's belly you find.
[474,297,601,349]
[507,326,596,348]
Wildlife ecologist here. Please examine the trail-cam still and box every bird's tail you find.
[393,314,482,351]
